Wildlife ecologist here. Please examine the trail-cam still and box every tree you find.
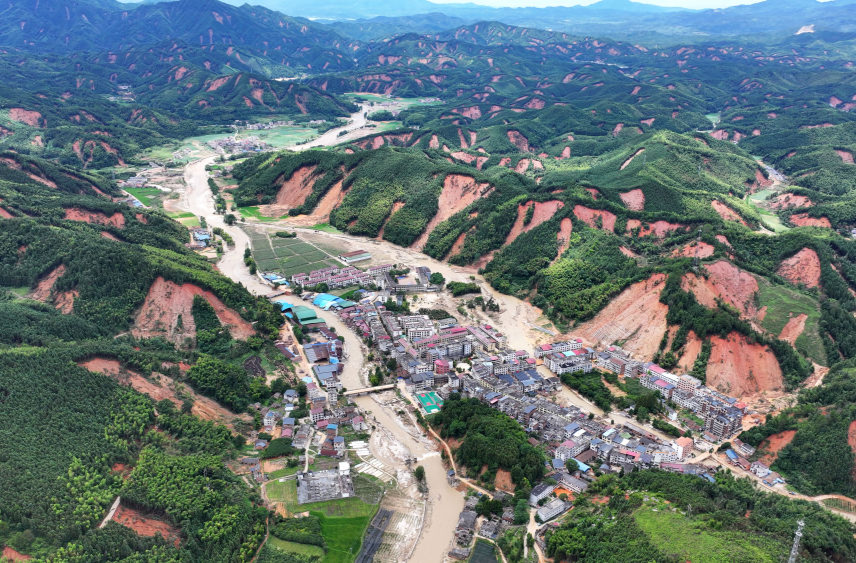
[513,499,529,525]
[414,465,425,482]
[224,214,237,226]
[429,272,446,286]
[565,459,579,474]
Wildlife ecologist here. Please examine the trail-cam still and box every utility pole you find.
[788,519,805,563]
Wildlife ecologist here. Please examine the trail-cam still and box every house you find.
[434,358,451,375]
[338,250,372,264]
[333,436,346,456]
[310,406,325,423]
[733,438,756,458]
[675,437,694,460]
[254,439,268,450]
[455,510,478,545]
[556,439,589,461]
[351,415,367,431]
[263,410,278,428]
[480,517,501,540]
[529,482,556,506]
[559,473,589,493]
[751,461,771,478]
[537,499,570,522]
[410,372,434,391]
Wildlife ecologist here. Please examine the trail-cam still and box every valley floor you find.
[166,108,856,559]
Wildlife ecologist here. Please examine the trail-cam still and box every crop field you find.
[246,228,342,277]
[470,539,499,563]
[266,476,381,563]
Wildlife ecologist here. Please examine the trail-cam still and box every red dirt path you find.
[711,200,746,225]
[2,547,31,561]
[836,150,854,164]
[9,108,43,127]
[626,219,684,238]
[64,207,125,228]
[769,194,812,210]
[681,260,759,319]
[790,213,831,228]
[79,357,243,425]
[848,421,856,477]
[555,217,573,261]
[677,330,702,372]
[575,274,669,359]
[260,165,318,215]
[779,314,807,344]
[620,148,644,170]
[672,241,714,259]
[29,264,66,303]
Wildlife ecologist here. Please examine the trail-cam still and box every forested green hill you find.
[545,470,856,563]
[0,153,282,560]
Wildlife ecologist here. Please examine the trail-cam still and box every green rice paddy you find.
[246,228,342,277]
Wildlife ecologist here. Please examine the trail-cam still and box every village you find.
[237,251,785,561]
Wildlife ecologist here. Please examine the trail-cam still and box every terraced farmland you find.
[246,227,343,277]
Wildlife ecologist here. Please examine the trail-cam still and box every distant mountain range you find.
[101,0,856,42]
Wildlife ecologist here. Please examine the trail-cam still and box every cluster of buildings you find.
[241,119,294,131]
[208,135,268,154]
[539,342,748,442]
[724,439,785,487]
[290,263,392,290]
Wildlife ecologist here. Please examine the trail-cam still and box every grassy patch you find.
[238,206,287,222]
[747,190,791,233]
[124,186,163,207]
[823,497,856,513]
[268,465,302,479]
[311,511,376,563]
[756,279,825,364]
[266,479,298,506]
[470,539,499,563]
[310,223,342,233]
[245,227,342,277]
[266,536,325,558]
[265,478,380,563]
[634,503,788,563]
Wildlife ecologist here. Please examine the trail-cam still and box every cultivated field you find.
[245,227,343,277]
